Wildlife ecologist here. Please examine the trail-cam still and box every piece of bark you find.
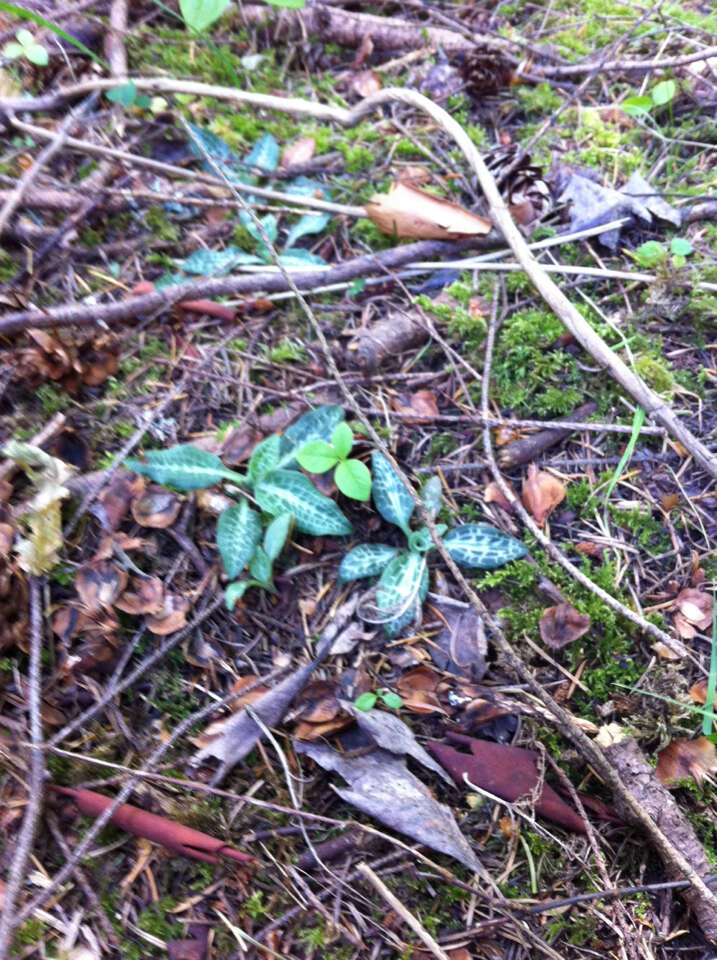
[498,402,598,468]
[604,737,717,945]
[350,308,428,371]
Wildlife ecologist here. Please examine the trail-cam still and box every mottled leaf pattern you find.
[249,545,273,584]
[248,434,282,486]
[443,523,528,569]
[254,470,351,535]
[217,499,262,579]
[371,452,414,536]
[376,552,428,636]
[281,406,345,466]
[125,445,234,491]
[244,133,279,174]
[263,512,293,561]
[180,247,262,276]
[278,249,327,267]
[338,544,400,583]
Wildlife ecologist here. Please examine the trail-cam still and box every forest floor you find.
[1,1,717,959]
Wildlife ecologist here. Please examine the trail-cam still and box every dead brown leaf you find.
[656,737,717,789]
[146,594,190,635]
[92,473,145,531]
[689,680,708,704]
[396,666,447,714]
[673,588,712,636]
[76,561,127,612]
[539,603,591,650]
[280,136,316,169]
[365,182,492,240]
[390,389,439,423]
[131,485,182,528]
[114,575,164,615]
[484,480,514,512]
[522,463,566,525]
[349,69,382,98]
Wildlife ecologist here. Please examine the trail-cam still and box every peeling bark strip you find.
[605,739,717,943]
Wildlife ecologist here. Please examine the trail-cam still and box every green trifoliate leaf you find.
[376,552,428,636]
[179,0,229,31]
[621,96,652,117]
[125,445,238,491]
[338,543,400,582]
[354,692,377,711]
[331,421,353,460]
[254,470,352,536]
[443,523,527,569]
[335,459,371,501]
[380,691,403,710]
[296,440,338,474]
[651,79,677,107]
[26,43,48,66]
[371,452,414,536]
[217,499,262,579]
[263,512,293,563]
[670,237,692,257]
[248,434,282,486]
[106,81,138,106]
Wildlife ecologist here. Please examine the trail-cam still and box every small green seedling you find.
[339,454,528,636]
[630,237,692,270]
[105,81,152,110]
[622,79,678,117]
[296,421,371,501]
[126,406,353,608]
[354,689,403,711]
[3,28,48,66]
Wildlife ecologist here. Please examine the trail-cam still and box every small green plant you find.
[339,455,528,635]
[2,27,48,65]
[126,406,353,608]
[623,79,678,117]
[630,236,693,269]
[105,81,152,110]
[354,688,403,711]
[296,421,371,501]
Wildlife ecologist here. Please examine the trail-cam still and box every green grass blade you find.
[703,592,717,737]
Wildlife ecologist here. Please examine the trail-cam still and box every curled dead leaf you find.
[131,485,182,529]
[279,136,315,168]
[396,666,447,714]
[390,390,439,423]
[76,561,128,612]
[689,680,708,704]
[93,473,145,531]
[674,588,712,632]
[146,594,190,635]
[484,481,514,512]
[114,575,165,615]
[656,737,717,789]
[539,603,590,650]
[349,69,382,98]
[365,182,492,241]
[522,463,566,525]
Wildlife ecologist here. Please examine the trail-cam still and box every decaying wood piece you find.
[498,401,598,468]
[605,737,717,943]
[350,308,428,371]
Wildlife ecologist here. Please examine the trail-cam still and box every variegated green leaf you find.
[254,470,351,535]
[443,523,528,569]
[407,524,447,554]
[248,434,281,486]
[263,512,293,561]
[421,476,443,518]
[217,499,262,579]
[278,248,327,268]
[249,545,273,585]
[225,579,251,610]
[338,543,400,583]
[244,133,279,174]
[371,452,414,536]
[180,247,262,276]
[376,552,428,637]
[125,445,240,491]
[280,405,345,466]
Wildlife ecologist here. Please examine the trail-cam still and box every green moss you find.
[12,918,48,953]
[145,205,180,243]
[336,142,374,172]
[36,383,70,414]
[516,82,563,116]
[0,250,17,281]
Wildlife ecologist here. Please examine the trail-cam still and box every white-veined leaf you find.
[263,512,293,561]
[125,445,236,491]
[244,133,279,174]
[375,552,428,636]
[254,470,351,535]
[281,405,345,466]
[248,434,281,486]
[371,452,414,536]
[278,248,327,267]
[249,545,273,584]
[421,476,443,518]
[443,523,527,569]
[180,247,262,275]
[217,499,262,579]
[338,543,400,582]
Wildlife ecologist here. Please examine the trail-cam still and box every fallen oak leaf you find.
[656,737,717,790]
[539,603,591,650]
[521,463,565,525]
[366,182,492,240]
[428,731,587,832]
[51,786,255,866]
